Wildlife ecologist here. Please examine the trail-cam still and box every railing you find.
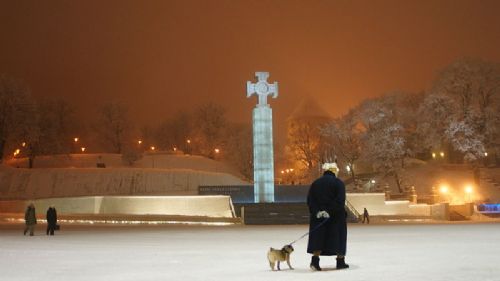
[345,199,360,218]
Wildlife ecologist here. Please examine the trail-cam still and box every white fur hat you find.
[322,162,339,175]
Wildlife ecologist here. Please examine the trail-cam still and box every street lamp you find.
[150,146,156,168]
[432,152,436,159]
[74,137,79,143]
[138,140,143,145]
[464,185,473,202]
[81,147,86,152]
[440,152,445,158]
[185,139,191,155]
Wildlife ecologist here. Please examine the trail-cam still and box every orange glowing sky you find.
[1,0,500,140]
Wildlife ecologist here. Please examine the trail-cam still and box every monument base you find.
[237,203,309,225]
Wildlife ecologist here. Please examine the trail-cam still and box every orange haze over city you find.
[1,0,500,142]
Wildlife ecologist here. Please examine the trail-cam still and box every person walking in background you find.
[23,203,37,236]
[363,208,370,224]
[307,162,349,271]
[46,205,57,235]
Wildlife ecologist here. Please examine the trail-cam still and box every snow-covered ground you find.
[1,222,499,281]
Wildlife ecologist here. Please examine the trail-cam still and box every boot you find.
[310,256,322,271]
[336,256,349,269]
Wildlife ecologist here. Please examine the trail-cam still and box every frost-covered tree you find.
[445,120,485,162]
[425,58,500,163]
[358,97,407,192]
[417,94,455,151]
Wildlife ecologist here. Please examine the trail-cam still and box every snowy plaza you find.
[1,222,499,281]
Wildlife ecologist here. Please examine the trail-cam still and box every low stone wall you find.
[0,195,235,218]
[348,193,433,216]
[0,167,248,200]
[431,203,450,220]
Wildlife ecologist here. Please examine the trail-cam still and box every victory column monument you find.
[247,72,278,203]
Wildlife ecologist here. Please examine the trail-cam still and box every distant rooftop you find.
[287,96,332,121]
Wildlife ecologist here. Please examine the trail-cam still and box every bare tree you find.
[37,98,77,155]
[0,75,32,162]
[287,120,318,169]
[192,102,227,158]
[95,102,131,154]
[156,110,193,152]
[224,123,253,181]
[321,110,362,183]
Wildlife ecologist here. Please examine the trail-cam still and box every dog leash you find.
[288,217,330,246]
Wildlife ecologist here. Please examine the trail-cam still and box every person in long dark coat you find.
[23,203,37,236]
[46,205,57,235]
[307,162,349,271]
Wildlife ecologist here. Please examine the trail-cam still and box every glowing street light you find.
[439,185,448,194]
[186,139,191,144]
[440,152,445,158]
[21,142,26,147]
[465,185,473,194]
[484,152,488,157]
[173,147,177,151]
[465,185,473,202]
[432,153,436,159]
[150,146,155,151]
[214,148,220,154]
[138,140,143,145]
[74,137,79,142]
[81,147,86,152]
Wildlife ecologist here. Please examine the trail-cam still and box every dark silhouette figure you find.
[46,206,58,235]
[307,162,349,271]
[363,208,370,224]
[23,203,37,236]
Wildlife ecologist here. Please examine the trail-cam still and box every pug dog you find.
[267,244,294,271]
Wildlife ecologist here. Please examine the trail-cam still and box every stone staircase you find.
[449,211,469,221]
